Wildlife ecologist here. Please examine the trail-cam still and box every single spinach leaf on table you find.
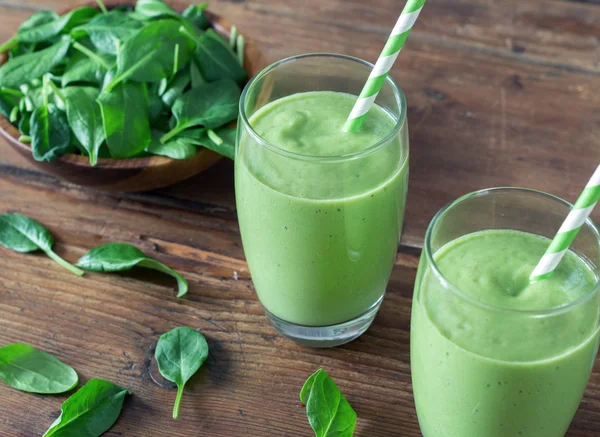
[0,343,78,394]
[106,20,195,91]
[155,327,209,419]
[0,36,71,88]
[77,243,188,297]
[146,131,196,159]
[65,87,105,165]
[31,103,72,162]
[74,10,142,55]
[300,369,357,437]
[43,378,131,437]
[161,78,240,143]
[194,29,247,84]
[97,82,151,158]
[16,7,99,44]
[182,3,210,30]
[0,213,84,276]
[135,0,181,19]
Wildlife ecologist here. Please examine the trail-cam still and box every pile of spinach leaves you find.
[0,0,245,165]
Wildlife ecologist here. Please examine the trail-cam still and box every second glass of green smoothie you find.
[411,188,600,437]
[235,54,409,347]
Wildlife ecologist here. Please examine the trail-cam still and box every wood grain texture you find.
[1,0,600,436]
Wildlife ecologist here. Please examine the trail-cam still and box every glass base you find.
[264,296,384,348]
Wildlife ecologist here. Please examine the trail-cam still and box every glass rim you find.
[238,53,408,163]
[424,187,600,316]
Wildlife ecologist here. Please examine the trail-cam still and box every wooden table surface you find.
[1,0,600,435]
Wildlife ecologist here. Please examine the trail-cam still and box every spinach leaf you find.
[182,3,210,30]
[0,343,78,394]
[0,10,58,52]
[155,327,209,419]
[77,243,188,297]
[17,7,98,44]
[65,87,104,165]
[161,78,239,143]
[194,29,247,84]
[31,103,72,162]
[43,378,131,437]
[0,213,84,276]
[0,37,71,88]
[135,0,181,19]
[189,60,205,88]
[106,20,195,91]
[300,369,357,437]
[97,82,151,158]
[146,131,196,159]
[74,10,142,55]
[161,68,190,107]
[61,58,107,87]
[178,127,236,160]
[148,86,166,124]
[0,89,20,119]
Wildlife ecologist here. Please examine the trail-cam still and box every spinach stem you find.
[236,35,245,67]
[0,37,17,54]
[9,106,18,123]
[72,42,110,69]
[115,38,122,58]
[18,135,31,143]
[42,75,49,108]
[173,385,184,420]
[229,26,237,50]
[0,87,24,98]
[44,249,85,276]
[207,129,223,145]
[46,78,67,107]
[95,0,108,14]
[160,124,187,144]
[173,44,180,75]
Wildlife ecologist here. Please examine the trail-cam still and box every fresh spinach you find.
[182,3,210,30]
[155,327,209,419]
[106,20,195,91]
[0,89,20,119]
[43,378,131,437]
[178,126,236,160]
[61,58,106,87]
[0,10,58,53]
[97,82,151,158]
[161,78,240,143]
[74,10,142,55]
[300,369,357,437]
[194,29,247,84]
[76,243,188,297]
[189,60,205,88]
[0,213,84,276]
[146,131,196,159]
[0,343,78,394]
[17,7,98,44]
[135,0,181,19]
[31,103,72,162]
[161,68,191,107]
[0,37,70,88]
[65,87,105,165]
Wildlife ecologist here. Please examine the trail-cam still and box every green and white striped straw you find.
[530,164,600,282]
[344,0,427,133]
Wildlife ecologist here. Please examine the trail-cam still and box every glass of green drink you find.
[235,54,409,347]
[411,187,600,437]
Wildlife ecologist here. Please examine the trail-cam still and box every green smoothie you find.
[411,229,600,437]
[235,91,408,326]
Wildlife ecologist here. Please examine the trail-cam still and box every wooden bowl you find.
[0,0,265,192]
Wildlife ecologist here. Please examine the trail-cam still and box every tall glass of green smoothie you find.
[235,54,408,347]
[411,187,600,437]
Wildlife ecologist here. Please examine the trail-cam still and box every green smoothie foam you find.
[236,91,408,326]
[411,229,600,437]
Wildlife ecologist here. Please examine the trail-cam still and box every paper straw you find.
[344,0,426,132]
[530,164,600,281]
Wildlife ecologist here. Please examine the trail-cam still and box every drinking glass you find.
[235,53,409,347]
[411,187,600,436]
